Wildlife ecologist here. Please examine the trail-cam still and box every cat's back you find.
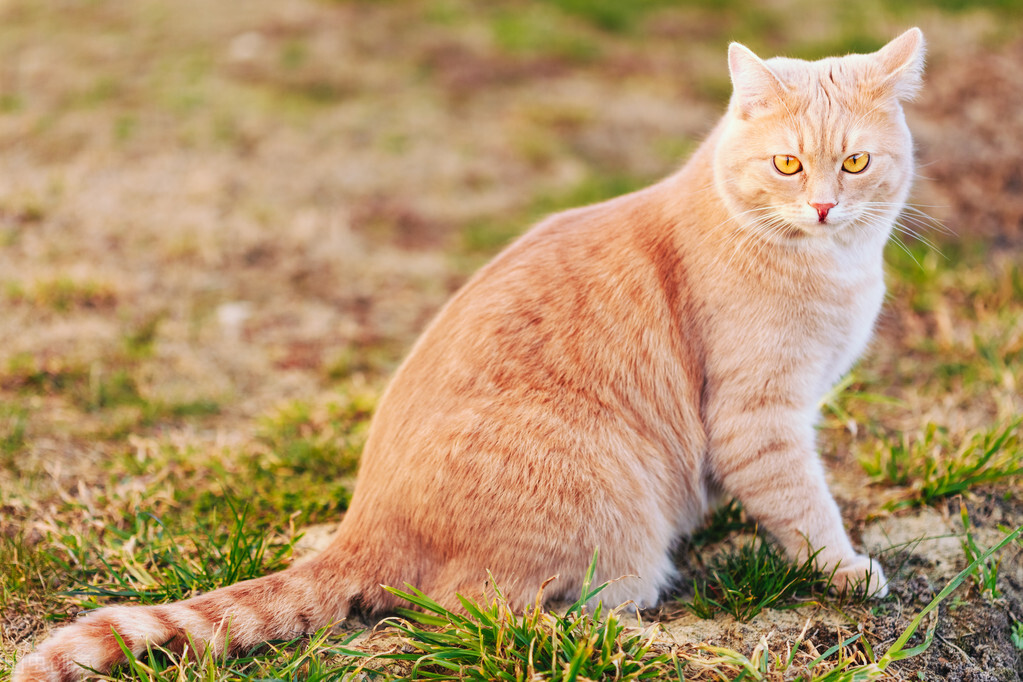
[372,175,705,439]
[345,174,711,541]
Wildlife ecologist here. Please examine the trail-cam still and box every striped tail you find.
[12,558,358,682]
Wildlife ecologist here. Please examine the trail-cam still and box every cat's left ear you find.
[870,27,926,101]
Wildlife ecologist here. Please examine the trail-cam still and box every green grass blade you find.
[879,524,1023,667]
[806,633,862,669]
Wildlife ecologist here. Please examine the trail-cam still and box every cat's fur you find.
[14,29,924,681]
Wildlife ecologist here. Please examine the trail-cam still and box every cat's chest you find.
[702,252,885,399]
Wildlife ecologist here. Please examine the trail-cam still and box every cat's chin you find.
[754,222,838,245]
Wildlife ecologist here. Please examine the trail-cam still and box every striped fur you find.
[14,29,924,681]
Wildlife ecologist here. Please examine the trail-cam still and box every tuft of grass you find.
[684,538,838,622]
[818,371,902,436]
[256,394,374,479]
[100,624,365,682]
[370,550,682,680]
[1012,620,1023,650]
[121,314,163,360]
[958,500,1002,601]
[860,418,1023,509]
[7,277,117,312]
[0,532,72,618]
[689,499,752,548]
[683,624,874,682]
[681,525,1023,680]
[1,352,89,395]
[67,502,297,607]
[0,404,28,461]
[85,365,143,412]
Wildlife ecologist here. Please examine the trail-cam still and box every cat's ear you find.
[870,27,926,101]
[727,43,788,118]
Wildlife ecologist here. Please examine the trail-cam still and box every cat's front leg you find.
[708,416,887,597]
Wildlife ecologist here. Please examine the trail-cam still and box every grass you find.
[369,550,681,681]
[859,418,1023,509]
[689,499,752,548]
[5,277,117,312]
[66,502,298,607]
[0,405,27,461]
[818,372,902,436]
[683,539,838,623]
[101,625,364,681]
[10,527,1023,681]
[255,393,374,480]
[0,532,72,622]
[105,389,377,531]
[679,526,1023,681]
[958,500,1002,601]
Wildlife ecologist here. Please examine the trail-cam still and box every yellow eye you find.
[772,155,803,175]
[842,152,870,174]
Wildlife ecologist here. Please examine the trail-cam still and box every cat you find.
[14,28,924,681]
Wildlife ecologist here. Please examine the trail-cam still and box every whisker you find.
[886,232,922,268]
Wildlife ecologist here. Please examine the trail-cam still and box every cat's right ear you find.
[727,43,788,119]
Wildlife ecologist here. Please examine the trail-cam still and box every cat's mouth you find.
[777,215,856,243]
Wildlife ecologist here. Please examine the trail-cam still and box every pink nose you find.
[810,202,836,223]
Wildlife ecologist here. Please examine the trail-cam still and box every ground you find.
[0,1,1020,680]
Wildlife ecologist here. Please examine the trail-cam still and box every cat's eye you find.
[842,152,870,174]
[773,155,803,175]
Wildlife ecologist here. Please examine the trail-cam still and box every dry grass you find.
[1,0,1021,679]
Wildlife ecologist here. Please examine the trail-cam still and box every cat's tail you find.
[12,550,374,682]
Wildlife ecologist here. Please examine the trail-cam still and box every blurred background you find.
[0,0,1021,672]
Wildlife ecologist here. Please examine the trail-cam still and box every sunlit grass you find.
[5,277,117,312]
[860,418,1023,509]
[100,625,363,682]
[679,526,1022,681]
[958,500,1003,601]
[66,503,298,607]
[0,532,73,622]
[679,537,872,624]
[369,551,682,681]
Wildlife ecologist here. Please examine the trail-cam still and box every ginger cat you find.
[14,28,924,681]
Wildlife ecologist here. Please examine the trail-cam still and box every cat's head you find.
[713,28,925,246]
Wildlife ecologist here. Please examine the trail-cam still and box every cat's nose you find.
[810,202,836,223]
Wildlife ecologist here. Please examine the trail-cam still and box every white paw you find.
[831,555,888,598]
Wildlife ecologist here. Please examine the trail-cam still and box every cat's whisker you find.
[892,225,946,258]
[696,204,785,257]
[855,209,951,257]
[739,215,791,274]
[859,201,955,236]
[893,214,948,241]
[886,231,923,267]
[857,204,954,244]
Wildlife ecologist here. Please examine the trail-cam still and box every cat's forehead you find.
[764,54,873,92]
[761,55,896,153]
[769,108,881,159]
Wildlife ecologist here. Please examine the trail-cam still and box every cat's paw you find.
[830,555,888,598]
